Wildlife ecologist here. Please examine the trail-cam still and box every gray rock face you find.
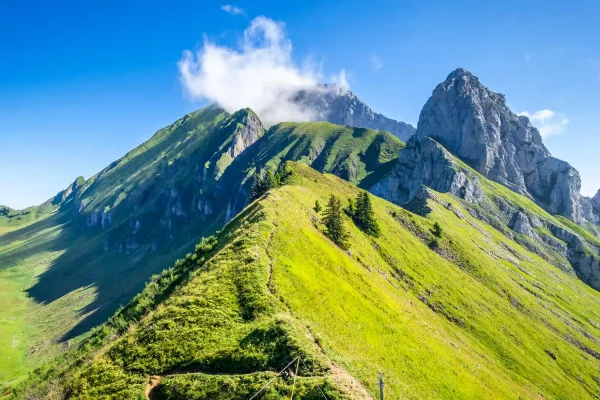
[370,68,600,290]
[510,211,536,238]
[581,196,599,225]
[593,190,600,213]
[85,210,112,229]
[413,68,588,224]
[293,85,416,142]
[226,111,264,159]
[371,137,483,205]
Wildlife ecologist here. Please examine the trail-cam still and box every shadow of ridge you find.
[61,196,271,344]
[403,191,433,217]
[0,211,70,249]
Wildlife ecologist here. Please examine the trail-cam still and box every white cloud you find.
[332,69,349,91]
[178,16,348,126]
[370,54,384,71]
[518,109,569,138]
[221,4,245,15]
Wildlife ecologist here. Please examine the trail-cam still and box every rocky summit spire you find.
[405,68,588,223]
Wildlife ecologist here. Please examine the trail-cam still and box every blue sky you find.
[1,0,599,208]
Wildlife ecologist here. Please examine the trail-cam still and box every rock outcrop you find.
[293,85,416,142]
[225,110,264,159]
[53,176,85,205]
[371,68,600,290]
[371,137,483,205]
[581,196,599,225]
[382,68,590,224]
[593,190,600,213]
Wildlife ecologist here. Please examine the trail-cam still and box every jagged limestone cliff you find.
[411,68,592,224]
[371,68,600,291]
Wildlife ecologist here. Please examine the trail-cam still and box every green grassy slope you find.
[0,110,404,386]
[0,201,59,231]
[12,162,600,399]
[254,121,404,187]
[444,153,600,287]
[0,106,232,385]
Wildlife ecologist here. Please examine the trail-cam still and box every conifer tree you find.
[275,162,291,184]
[354,191,380,237]
[251,165,292,201]
[432,222,443,238]
[314,200,322,213]
[322,195,349,248]
[264,168,277,189]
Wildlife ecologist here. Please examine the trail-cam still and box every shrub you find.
[314,200,322,213]
[432,222,443,238]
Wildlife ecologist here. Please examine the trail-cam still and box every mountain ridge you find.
[292,84,416,142]
[0,107,404,385]
[3,68,600,399]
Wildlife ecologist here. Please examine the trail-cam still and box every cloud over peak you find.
[519,109,569,138]
[178,16,348,126]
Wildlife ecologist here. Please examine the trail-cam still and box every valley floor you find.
[0,216,95,385]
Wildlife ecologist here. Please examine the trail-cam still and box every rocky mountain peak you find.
[411,68,587,223]
[225,108,264,159]
[292,85,416,142]
[52,176,86,205]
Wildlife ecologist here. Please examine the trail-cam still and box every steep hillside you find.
[253,121,404,188]
[11,162,600,399]
[0,109,402,385]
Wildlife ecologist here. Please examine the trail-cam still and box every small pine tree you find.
[314,200,322,213]
[264,169,277,190]
[251,164,292,201]
[354,191,380,237]
[432,222,443,238]
[429,237,440,249]
[251,168,277,200]
[275,162,292,184]
[322,195,349,248]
